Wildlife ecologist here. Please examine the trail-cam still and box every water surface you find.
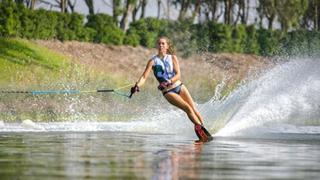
[1,131,320,179]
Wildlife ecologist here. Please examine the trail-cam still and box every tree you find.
[166,0,170,19]
[84,0,94,15]
[224,0,233,24]
[172,0,201,22]
[173,0,192,20]
[132,0,141,22]
[257,0,277,29]
[59,0,67,13]
[203,0,220,22]
[67,0,77,13]
[191,0,201,22]
[140,0,147,19]
[38,0,67,13]
[131,0,148,21]
[234,0,248,25]
[28,0,36,9]
[15,0,24,4]
[276,0,308,31]
[157,0,161,19]
[112,0,122,24]
[120,0,137,30]
[15,0,37,9]
[301,0,320,30]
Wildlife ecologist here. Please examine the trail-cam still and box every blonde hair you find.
[158,36,176,55]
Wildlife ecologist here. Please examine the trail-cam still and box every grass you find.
[0,38,71,87]
[0,38,126,89]
[0,38,132,122]
[0,38,66,69]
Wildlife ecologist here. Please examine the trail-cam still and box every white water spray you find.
[209,58,320,137]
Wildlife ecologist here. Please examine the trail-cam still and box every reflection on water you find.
[0,132,320,179]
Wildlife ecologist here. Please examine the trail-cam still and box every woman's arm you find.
[136,59,154,87]
[170,55,181,83]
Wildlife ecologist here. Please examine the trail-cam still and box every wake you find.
[204,58,320,138]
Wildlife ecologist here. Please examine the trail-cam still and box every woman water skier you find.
[130,37,213,142]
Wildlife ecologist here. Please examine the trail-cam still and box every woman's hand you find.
[129,84,140,98]
[158,80,172,90]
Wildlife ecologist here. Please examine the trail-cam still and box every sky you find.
[36,0,180,20]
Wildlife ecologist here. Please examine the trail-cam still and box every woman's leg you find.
[179,85,204,125]
[164,92,202,125]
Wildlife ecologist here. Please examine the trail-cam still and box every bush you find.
[55,12,86,41]
[124,33,140,47]
[69,13,86,41]
[257,28,281,56]
[244,25,260,54]
[306,31,320,57]
[100,25,124,45]
[280,30,320,57]
[193,23,211,52]
[31,9,58,39]
[232,24,247,53]
[77,27,96,42]
[19,7,35,38]
[0,0,21,37]
[126,18,168,48]
[85,13,124,45]
[208,22,233,52]
[167,19,198,57]
[56,13,74,41]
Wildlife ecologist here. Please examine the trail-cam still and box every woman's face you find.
[158,38,168,53]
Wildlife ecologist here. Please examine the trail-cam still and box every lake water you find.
[1,130,320,179]
[1,57,320,179]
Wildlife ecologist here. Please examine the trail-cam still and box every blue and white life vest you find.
[152,55,175,83]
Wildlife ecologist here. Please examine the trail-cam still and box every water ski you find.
[194,124,213,142]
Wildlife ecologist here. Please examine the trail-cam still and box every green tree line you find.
[1,0,320,57]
